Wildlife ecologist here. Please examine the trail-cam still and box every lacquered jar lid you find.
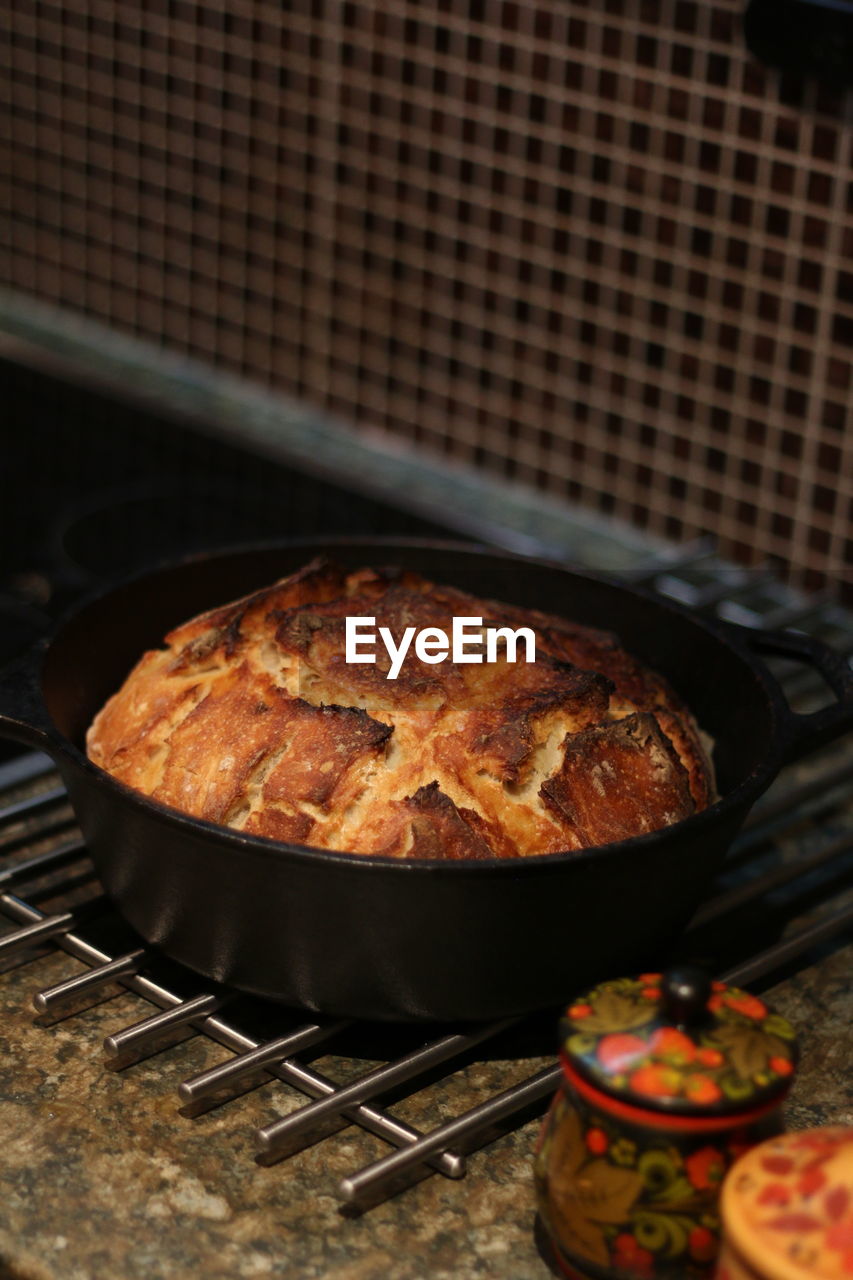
[720,1127,853,1280]
[560,967,798,1116]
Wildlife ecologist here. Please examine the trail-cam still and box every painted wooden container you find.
[535,968,798,1278]
[716,1126,853,1280]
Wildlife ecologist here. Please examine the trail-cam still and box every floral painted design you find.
[534,1083,766,1278]
[535,1095,645,1271]
[562,974,797,1113]
[722,1127,853,1279]
[685,1146,727,1192]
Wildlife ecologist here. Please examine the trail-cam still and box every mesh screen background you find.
[1,0,851,592]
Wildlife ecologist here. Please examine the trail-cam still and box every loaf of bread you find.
[86,558,715,858]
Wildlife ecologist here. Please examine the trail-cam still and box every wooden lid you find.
[561,967,797,1116]
[720,1127,853,1280]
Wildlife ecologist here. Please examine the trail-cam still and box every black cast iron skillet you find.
[1,538,851,1022]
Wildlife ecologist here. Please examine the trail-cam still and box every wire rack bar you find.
[178,1020,353,1106]
[257,1017,520,1157]
[0,882,465,1181]
[0,783,68,827]
[33,949,147,1012]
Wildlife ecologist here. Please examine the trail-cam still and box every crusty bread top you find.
[86,558,715,859]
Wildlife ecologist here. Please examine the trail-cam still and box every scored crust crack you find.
[86,557,716,859]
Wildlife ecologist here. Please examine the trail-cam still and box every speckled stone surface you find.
[0,931,849,1279]
[0,950,545,1280]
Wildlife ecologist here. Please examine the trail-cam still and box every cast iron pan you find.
[0,538,851,1022]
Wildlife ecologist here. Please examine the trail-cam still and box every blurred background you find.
[1,0,852,625]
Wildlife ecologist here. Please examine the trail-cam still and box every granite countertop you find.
[0,737,850,1280]
[0,911,850,1280]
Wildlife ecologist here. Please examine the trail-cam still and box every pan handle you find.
[0,650,58,753]
[733,625,853,764]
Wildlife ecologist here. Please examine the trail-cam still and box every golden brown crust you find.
[86,558,716,859]
[540,712,696,848]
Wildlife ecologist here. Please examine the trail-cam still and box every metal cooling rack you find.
[0,549,851,1210]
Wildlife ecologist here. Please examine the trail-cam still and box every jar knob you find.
[660,966,712,1027]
